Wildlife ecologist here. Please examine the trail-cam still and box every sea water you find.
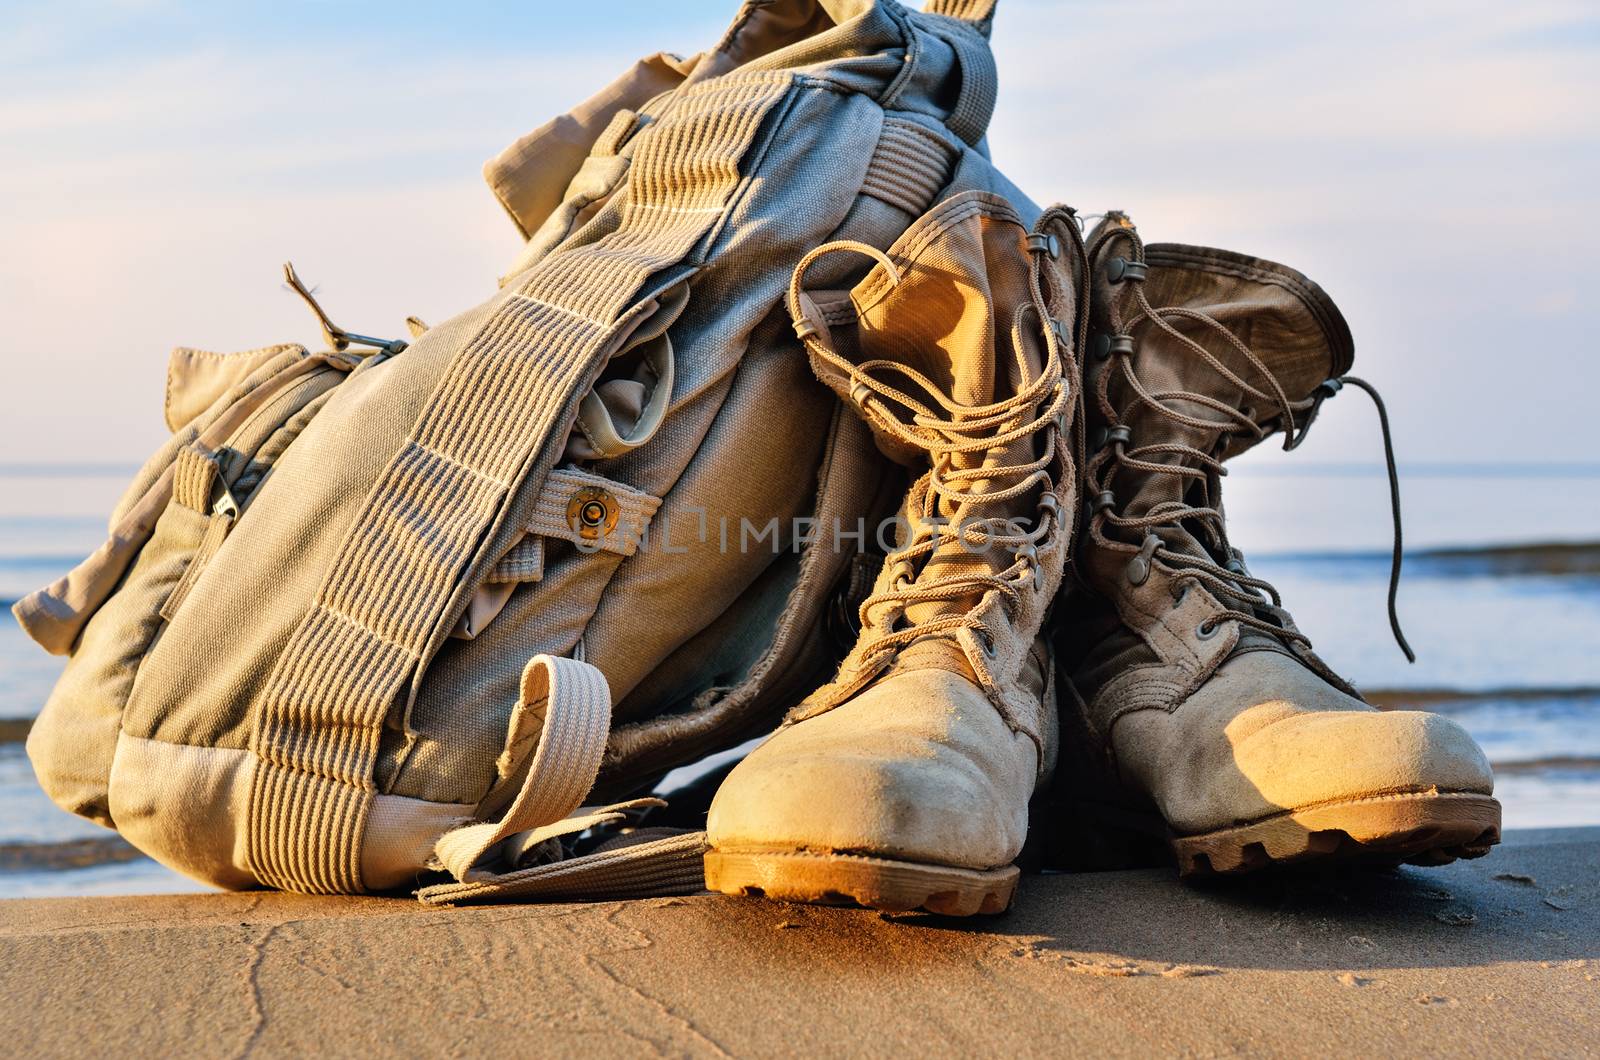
[2,464,1596,897]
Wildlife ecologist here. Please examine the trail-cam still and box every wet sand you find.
[1,827,1594,1057]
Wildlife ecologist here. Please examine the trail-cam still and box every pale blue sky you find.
[1,0,1596,470]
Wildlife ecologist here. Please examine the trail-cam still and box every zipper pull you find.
[282,262,409,356]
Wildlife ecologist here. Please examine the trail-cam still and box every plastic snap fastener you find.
[1091,333,1111,360]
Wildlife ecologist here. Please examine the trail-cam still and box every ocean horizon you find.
[3,463,1597,896]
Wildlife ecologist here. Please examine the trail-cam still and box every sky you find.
[1,0,1597,471]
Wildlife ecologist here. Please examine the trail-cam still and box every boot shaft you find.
[1082,215,1353,567]
[1062,214,1368,717]
[787,191,1083,736]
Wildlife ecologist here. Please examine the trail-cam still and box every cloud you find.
[0,0,1596,466]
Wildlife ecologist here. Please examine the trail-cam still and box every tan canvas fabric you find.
[21,0,1044,900]
[704,191,1082,909]
[1050,215,1497,873]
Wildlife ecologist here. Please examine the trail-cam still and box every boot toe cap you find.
[707,670,1038,871]
[1115,651,1496,835]
[1232,708,1495,815]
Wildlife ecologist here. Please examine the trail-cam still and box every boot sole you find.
[704,849,1018,916]
[1172,790,1502,877]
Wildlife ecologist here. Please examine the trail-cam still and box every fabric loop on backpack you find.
[171,446,221,514]
[527,468,662,557]
[430,654,612,882]
[921,17,998,148]
[487,537,546,584]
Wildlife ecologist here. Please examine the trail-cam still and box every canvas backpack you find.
[16,0,1044,903]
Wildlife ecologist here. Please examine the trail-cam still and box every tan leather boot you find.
[705,193,1082,914]
[1055,214,1499,875]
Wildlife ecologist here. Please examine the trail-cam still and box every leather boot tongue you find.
[846,203,1045,627]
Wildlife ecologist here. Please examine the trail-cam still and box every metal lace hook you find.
[282,262,408,356]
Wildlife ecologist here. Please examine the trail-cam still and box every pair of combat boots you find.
[702,196,1501,915]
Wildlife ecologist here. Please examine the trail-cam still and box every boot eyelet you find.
[1196,620,1220,640]
[850,382,874,408]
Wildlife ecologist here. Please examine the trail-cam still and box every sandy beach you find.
[1,826,1593,1057]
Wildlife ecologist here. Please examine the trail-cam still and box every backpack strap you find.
[430,655,611,880]
[244,70,796,896]
[417,655,706,905]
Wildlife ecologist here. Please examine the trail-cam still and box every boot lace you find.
[1084,227,1415,662]
[786,217,1088,663]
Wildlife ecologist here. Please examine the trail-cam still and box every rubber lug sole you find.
[704,849,1018,916]
[1172,791,1502,877]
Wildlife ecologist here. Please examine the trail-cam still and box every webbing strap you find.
[171,446,220,512]
[419,656,706,906]
[417,830,708,905]
[245,71,794,895]
[431,655,611,880]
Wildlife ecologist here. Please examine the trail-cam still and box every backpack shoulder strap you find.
[245,70,797,895]
[918,0,999,147]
